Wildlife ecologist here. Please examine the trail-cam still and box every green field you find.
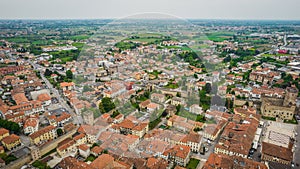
[206,32,235,42]
[186,158,200,169]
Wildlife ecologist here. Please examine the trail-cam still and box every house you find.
[36,93,51,106]
[57,138,77,158]
[163,145,191,167]
[0,128,9,140]
[78,144,90,158]
[56,156,90,169]
[171,97,185,106]
[203,120,227,141]
[60,82,75,91]
[180,132,202,153]
[139,99,151,109]
[113,119,149,138]
[73,133,87,146]
[189,104,203,114]
[29,125,57,145]
[23,117,39,135]
[151,93,166,103]
[214,114,259,158]
[203,153,268,169]
[91,146,103,157]
[262,142,293,165]
[1,134,21,150]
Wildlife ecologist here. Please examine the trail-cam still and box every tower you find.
[82,110,94,125]
[283,87,298,107]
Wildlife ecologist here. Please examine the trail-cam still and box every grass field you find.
[206,32,235,42]
[186,158,200,169]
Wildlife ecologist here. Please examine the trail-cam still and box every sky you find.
[0,0,299,20]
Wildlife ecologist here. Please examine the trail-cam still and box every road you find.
[28,60,83,125]
[293,124,300,168]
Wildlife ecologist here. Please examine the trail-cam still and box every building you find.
[23,117,39,135]
[82,110,94,125]
[112,119,149,138]
[262,142,293,165]
[171,97,185,106]
[214,114,259,158]
[163,145,191,167]
[261,87,298,120]
[151,93,166,103]
[60,82,75,91]
[73,133,87,146]
[57,138,77,157]
[30,146,41,161]
[203,120,227,141]
[78,144,90,158]
[0,128,9,140]
[180,132,202,153]
[1,134,21,150]
[36,93,51,106]
[91,146,103,157]
[29,125,57,145]
[189,104,203,114]
[203,153,268,169]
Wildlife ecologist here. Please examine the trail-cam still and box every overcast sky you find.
[0,0,299,20]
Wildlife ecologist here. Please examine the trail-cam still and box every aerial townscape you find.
[0,4,300,169]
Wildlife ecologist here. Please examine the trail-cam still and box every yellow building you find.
[0,128,9,140]
[29,125,57,145]
[1,134,21,150]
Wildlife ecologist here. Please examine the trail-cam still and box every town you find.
[0,19,300,169]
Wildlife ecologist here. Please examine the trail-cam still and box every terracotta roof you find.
[57,139,75,152]
[24,117,38,128]
[60,82,74,87]
[90,154,114,169]
[1,134,20,145]
[91,146,103,155]
[78,144,89,151]
[163,145,190,159]
[73,133,85,141]
[203,153,268,169]
[29,125,55,140]
[0,128,9,136]
[118,119,135,129]
[262,142,293,161]
[57,156,92,169]
[37,93,51,102]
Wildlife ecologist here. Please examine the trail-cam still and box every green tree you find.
[44,69,52,77]
[99,97,116,113]
[66,70,73,79]
[56,128,64,136]
[205,83,212,94]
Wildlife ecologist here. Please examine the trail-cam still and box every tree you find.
[56,128,63,136]
[66,70,73,79]
[205,83,212,94]
[194,73,198,79]
[44,69,52,77]
[99,97,116,113]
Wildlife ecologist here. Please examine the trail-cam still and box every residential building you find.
[203,153,268,169]
[29,125,57,145]
[1,134,21,150]
[262,142,293,165]
[23,117,39,135]
[163,145,191,167]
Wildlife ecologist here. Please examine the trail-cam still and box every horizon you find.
[1,0,300,20]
